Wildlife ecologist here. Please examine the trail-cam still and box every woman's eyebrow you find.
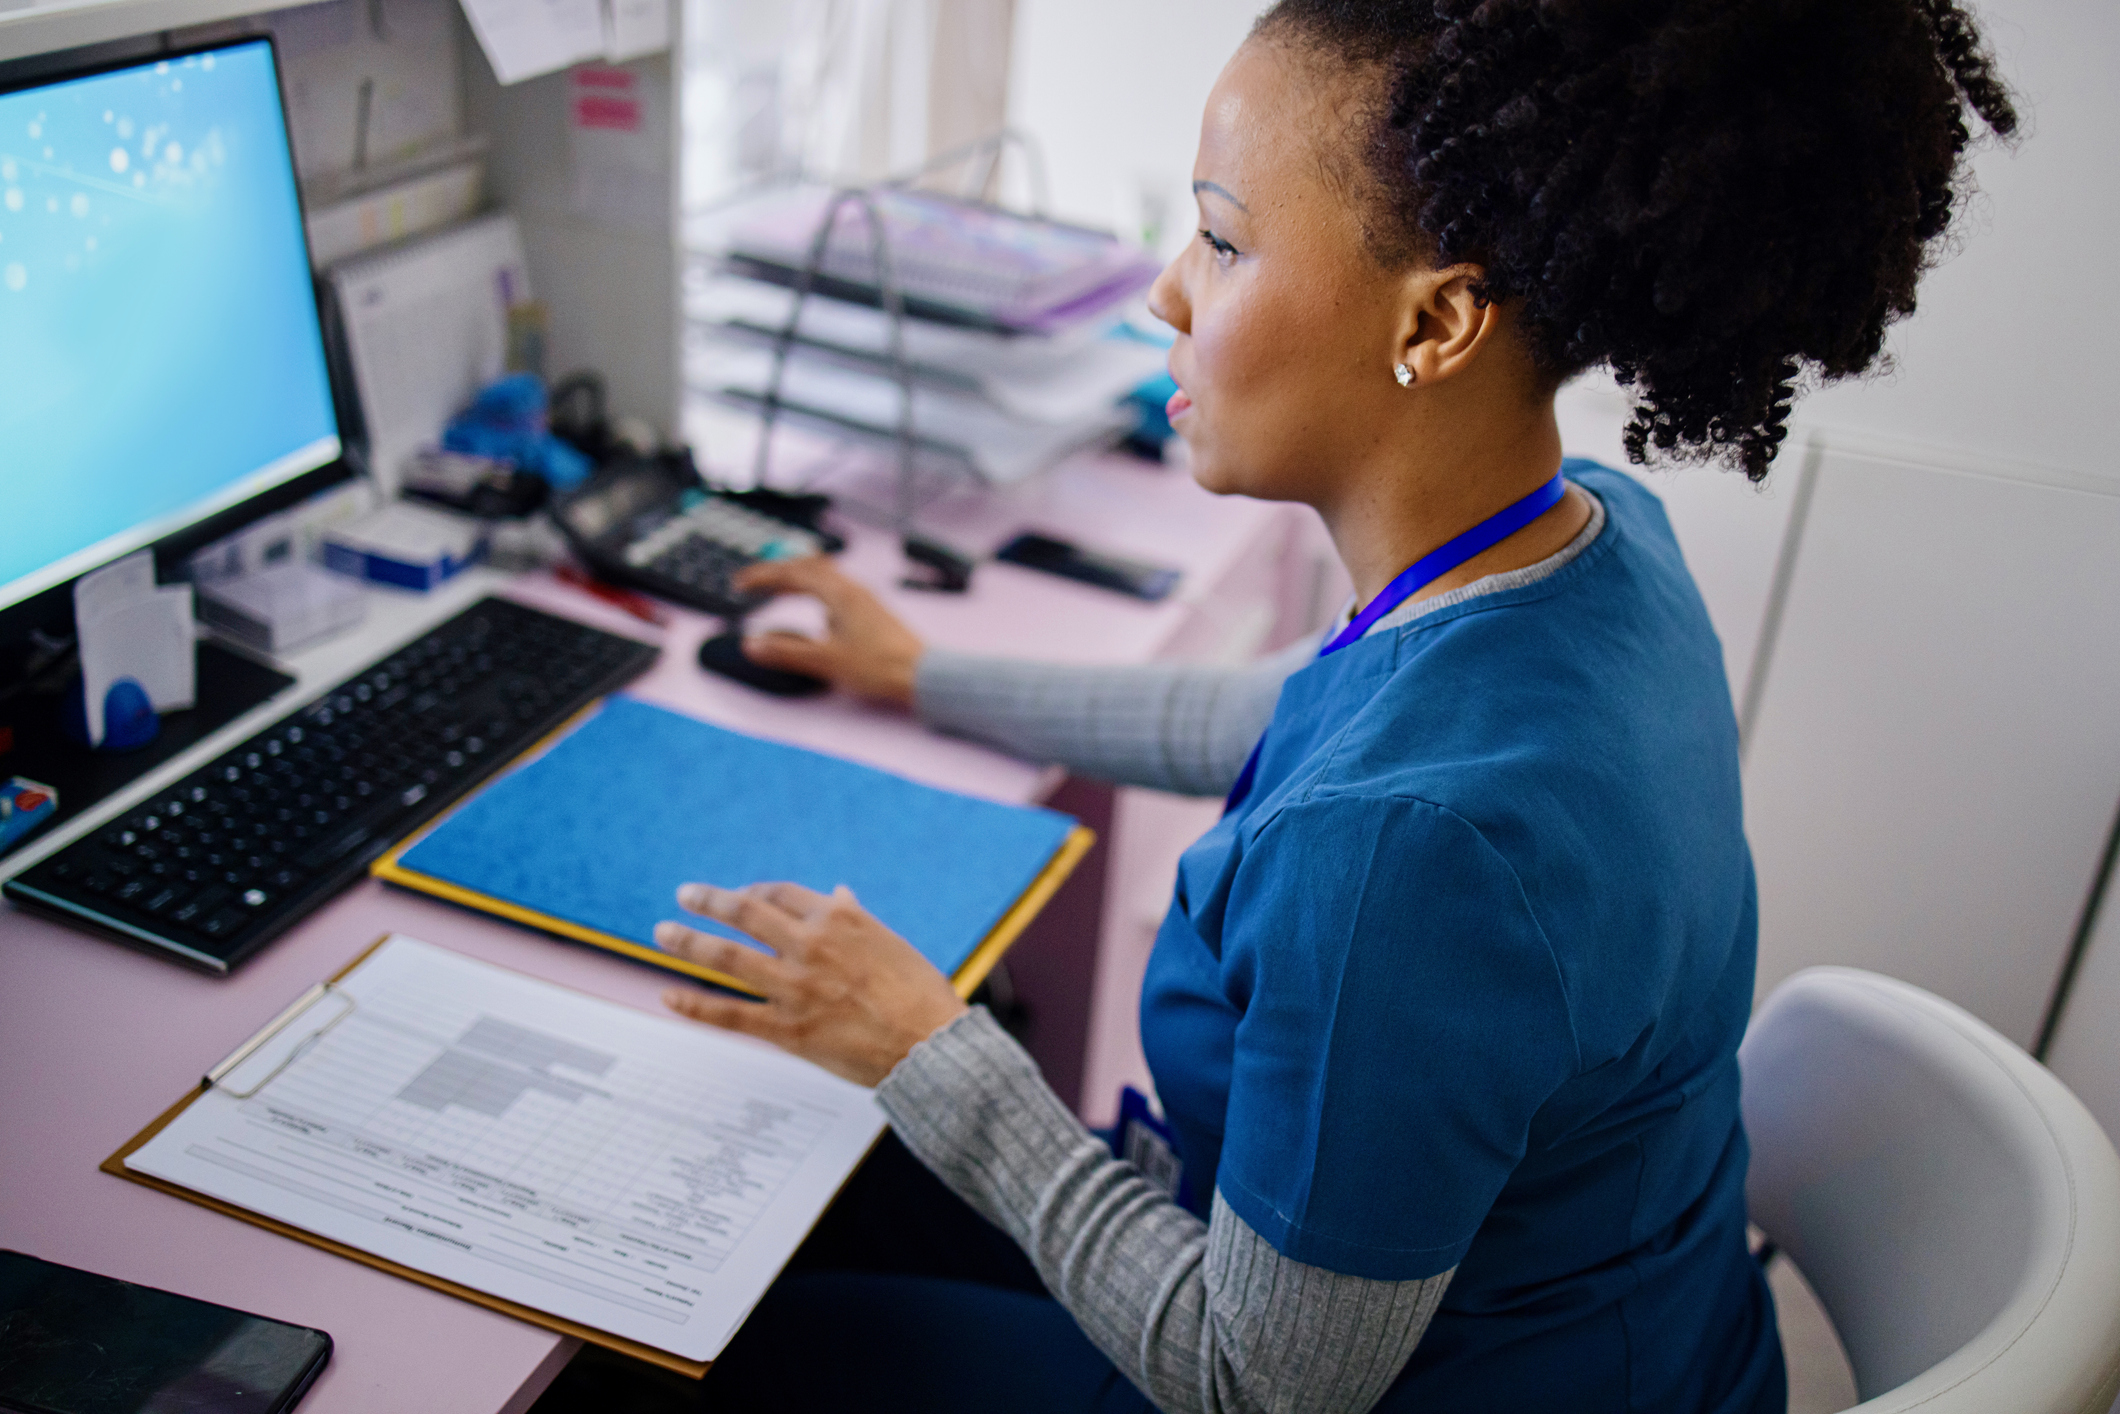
[1192,180,1251,214]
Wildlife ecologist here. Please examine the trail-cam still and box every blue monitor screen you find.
[0,39,340,609]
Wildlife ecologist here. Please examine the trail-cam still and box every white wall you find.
[2048,867,2120,1131]
[1007,0,1258,254]
[1796,0,2120,487]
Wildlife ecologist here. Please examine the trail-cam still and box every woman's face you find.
[1149,41,1414,504]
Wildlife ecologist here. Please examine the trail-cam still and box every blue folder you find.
[373,696,1089,992]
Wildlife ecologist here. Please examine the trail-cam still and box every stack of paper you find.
[724,187,1161,335]
[303,151,486,270]
[683,190,1169,486]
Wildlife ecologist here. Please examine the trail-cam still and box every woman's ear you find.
[1392,265,1499,386]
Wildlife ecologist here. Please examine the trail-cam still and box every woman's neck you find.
[1319,399,1588,608]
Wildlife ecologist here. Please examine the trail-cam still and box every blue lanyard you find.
[1224,471,1568,812]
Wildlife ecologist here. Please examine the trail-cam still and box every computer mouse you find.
[697,631,829,698]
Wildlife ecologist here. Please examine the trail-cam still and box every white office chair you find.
[1740,967,2120,1414]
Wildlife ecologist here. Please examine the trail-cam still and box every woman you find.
[651,3,2016,1410]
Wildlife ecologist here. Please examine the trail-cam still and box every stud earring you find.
[1393,363,1414,388]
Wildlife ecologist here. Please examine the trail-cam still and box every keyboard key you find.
[171,888,228,925]
[200,909,247,939]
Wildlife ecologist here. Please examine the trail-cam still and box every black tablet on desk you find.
[0,1252,330,1414]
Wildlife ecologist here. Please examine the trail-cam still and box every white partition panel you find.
[2044,856,2120,1142]
[1741,447,2120,1045]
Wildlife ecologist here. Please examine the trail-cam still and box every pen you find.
[555,563,670,626]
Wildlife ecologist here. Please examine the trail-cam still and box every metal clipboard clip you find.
[203,982,358,1100]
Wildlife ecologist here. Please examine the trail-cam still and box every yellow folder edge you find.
[369,778,1096,1001]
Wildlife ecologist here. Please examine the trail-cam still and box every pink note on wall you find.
[570,65,640,133]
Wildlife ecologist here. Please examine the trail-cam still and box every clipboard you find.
[367,695,1096,1000]
[100,934,880,1379]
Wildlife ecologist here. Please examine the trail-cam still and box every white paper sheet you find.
[458,0,604,85]
[74,551,194,745]
[129,936,886,1362]
[603,0,668,61]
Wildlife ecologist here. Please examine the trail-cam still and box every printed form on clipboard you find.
[111,934,885,1373]
[330,214,528,492]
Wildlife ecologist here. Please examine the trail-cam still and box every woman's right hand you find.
[729,556,925,708]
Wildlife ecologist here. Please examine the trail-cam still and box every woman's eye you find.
[1198,229,1238,259]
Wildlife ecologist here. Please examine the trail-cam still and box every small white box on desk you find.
[197,562,368,656]
[321,503,489,592]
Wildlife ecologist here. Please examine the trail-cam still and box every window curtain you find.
[774,0,1015,186]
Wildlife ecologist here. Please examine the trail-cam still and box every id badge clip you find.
[1110,1085,1192,1209]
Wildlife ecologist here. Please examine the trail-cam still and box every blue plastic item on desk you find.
[442,373,591,489]
[60,676,160,752]
[0,777,59,853]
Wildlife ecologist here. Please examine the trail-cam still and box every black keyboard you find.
[3,597,658,973]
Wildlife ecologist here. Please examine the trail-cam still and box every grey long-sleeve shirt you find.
[873,496,1606,1413]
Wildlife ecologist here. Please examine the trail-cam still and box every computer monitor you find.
[0,37,344,616]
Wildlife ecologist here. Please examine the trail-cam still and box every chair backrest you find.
[1740,967,2120,1414]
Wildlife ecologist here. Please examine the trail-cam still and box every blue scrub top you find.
[1140,464,1785,1414]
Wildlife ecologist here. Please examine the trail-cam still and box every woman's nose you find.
[1146,255,1190,335]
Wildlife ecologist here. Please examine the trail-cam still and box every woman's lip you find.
[1166,389,1193,419]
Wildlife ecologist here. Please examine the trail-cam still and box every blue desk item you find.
[60,677,159,752]
[442,374,592,489]
[0,778,59,854]
[377,696,1088,989]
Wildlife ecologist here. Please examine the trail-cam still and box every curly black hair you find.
[1256,0,2019,479]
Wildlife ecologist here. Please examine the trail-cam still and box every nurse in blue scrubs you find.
[636,3,2019,1411]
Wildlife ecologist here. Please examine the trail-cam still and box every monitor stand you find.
[3,642,294,860]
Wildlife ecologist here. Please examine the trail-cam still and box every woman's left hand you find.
[655,882,968,1087]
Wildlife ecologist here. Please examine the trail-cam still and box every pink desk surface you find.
[0,455,1305,1414]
